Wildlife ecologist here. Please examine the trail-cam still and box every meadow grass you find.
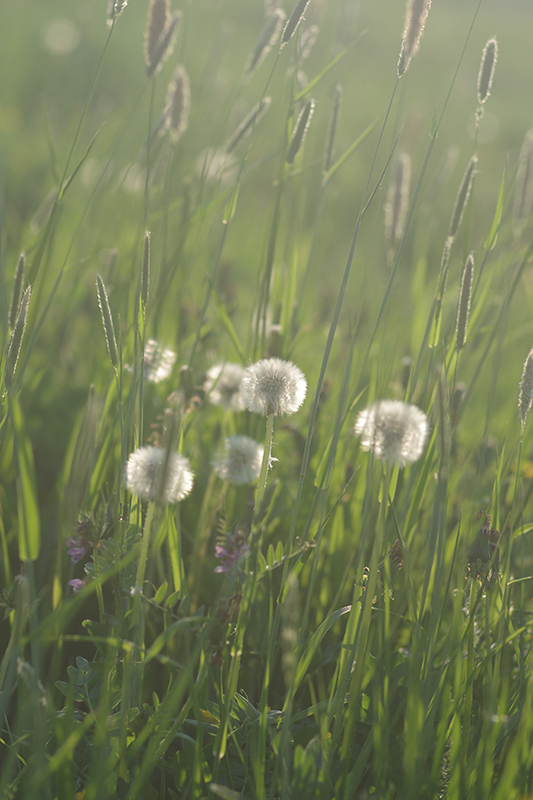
[2,0,533,797]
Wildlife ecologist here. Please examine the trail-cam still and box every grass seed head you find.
[145,0,181,78]
[455,253,474,352]
[513,129,533,228]
[165,64,191,142]
[226,97,272,153]
[384,152,411,252]
[286,98,315,164]
[477,37,498,105]
[282,0,312,45]
[96,273,118,372]
[4,285,31,390]
[9,252,26,330]
[245,9,286,75]
[397,0,432,77]
[449,155,478,239]
[518,348,533,432]
[107,0,127,25]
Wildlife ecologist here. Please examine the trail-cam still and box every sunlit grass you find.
[2,0,533,798]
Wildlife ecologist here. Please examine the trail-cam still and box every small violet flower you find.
[214,530,250,574]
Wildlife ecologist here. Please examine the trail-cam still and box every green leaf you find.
[294,39,358,103]
[67,665,88,686]
[153,581,168,605]
[55,680,86,703]
[484,164,506,250]
[323,116,381,182]
[58,126,101,201]
[10,395,40,561]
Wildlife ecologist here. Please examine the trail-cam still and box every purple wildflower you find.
[66,536,90,564]
[69,578,86,593]
[214,530,249,574]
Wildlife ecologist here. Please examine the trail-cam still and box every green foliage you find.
[2,0,533,798]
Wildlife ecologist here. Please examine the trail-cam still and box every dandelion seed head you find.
[240,357,307,416]
[213,436,263,484]
[204,363,246,411]
[126,446,193,503]
[354,400,428,467]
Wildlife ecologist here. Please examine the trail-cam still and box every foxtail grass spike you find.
[145,0,169,67]
[384,152,411,252]
[245,9,286,75]
[323,85,342,175]
[286,98,315,164]
[518,348,533,433]
[5,286,31,390]
[142,231,151,312]
[9,252,26,330]
[455,253,474,353]
[477,38,498,106]
[513,129,533,227]
[281,0,311,46]
[449,155,478,239]
[165,65,191,143]
[107,0,128,25]
[397,0,432,77]
[298,24,319,61]
[226,97,272,153]
[96,273,118,371]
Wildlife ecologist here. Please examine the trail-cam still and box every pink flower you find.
[69,578,86,593]
[66,536,90,564]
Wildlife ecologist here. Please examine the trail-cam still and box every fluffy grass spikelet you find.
[518,348,533,432]
[96,273,118,371]
[286,98,315,164]
[397,0,432,77]
[126,446,193,503]
[141,231,150,312]
[145,0,181,78]
[245,9,286,75]
[4,285,31,390]
[240,357,307,416]
[213,436,264,484]
[164,65,191,143]
[226,98,272,154]
[477,38,498,105]
[9,252,25,330]
[282,0,311,45]
[449,155,478,239]
[107,0,127,25]
[384,152,411,252]
[355,400,429,467]
[455,253,474,353]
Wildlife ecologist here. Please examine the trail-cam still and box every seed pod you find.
[226,97,272,153]
[245,9,286,75]
[96,273,118,371]
[282,0,311,46]
[455,253,474,353]
[9,252,25,330]
[477,38,498,105]
[448,155,477,239]
[397,0,432,77]
[145,0,169,67]
[286,98,315,164]
[5,286,31,390]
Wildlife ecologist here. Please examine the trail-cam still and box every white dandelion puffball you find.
[354,400,429,467]
[204,362,246,411]
[126,446,194,503]
[213,436,264,485]
[143,339,176,383]
[240,357,307,416]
